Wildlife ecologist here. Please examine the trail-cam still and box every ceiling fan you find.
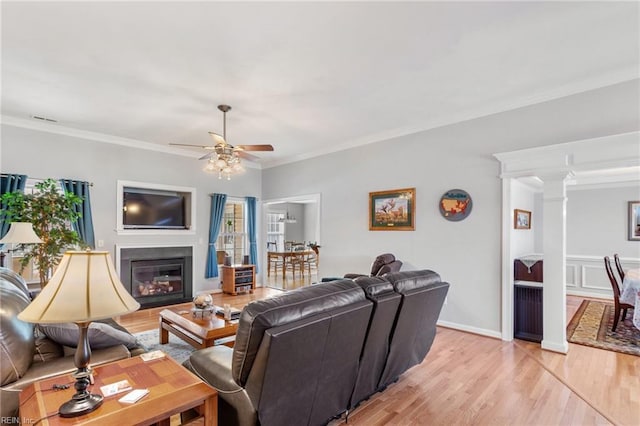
[170,105,274,179]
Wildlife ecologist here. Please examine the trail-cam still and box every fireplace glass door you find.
[131,258,184,299]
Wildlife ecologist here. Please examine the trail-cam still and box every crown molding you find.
[0,115,261,169]
[263,69,639,169]
[2,67,637,171]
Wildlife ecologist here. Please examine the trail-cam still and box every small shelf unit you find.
[221,265,256,295]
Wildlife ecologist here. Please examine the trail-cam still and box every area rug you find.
[567,300,639,356]
[133,329,195,364]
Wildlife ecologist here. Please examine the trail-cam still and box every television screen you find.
[123,189,186,229]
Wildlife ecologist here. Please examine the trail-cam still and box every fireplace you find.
[119,246,193,309]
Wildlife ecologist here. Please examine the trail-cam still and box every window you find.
[266,212,284,251]
[217,201,247,264]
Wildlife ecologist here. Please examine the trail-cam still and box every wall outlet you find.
[97,239,104,248]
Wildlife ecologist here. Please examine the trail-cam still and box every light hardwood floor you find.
[117,292,639,426]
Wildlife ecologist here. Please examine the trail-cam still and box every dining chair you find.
[613,253,625,282]
[604,256,633,332]
[284,244,305,278]
[267,242,283,277]
[302,250,319,276]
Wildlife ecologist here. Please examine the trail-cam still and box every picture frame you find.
[369,188,415,231]
[514,209,531,230]
[628,201,640,241]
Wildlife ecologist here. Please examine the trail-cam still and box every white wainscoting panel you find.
[566,255,640,298]
[565,264,578,287]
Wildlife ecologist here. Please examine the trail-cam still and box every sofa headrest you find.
[353,276,395,298]
[383,270,442,293]
[0,279,35,387]
[370,253,396,276]
[376,260,403,276]
[232,279,366,386]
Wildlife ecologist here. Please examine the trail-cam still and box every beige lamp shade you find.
[18,250,140,323]
[0,222,43,244]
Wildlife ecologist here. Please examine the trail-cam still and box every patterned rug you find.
[133,329,195,364]
[567,300,639,356]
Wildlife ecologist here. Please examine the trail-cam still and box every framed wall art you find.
[514,209,531,230]
[369,188,415,231]
[439,189,472,221]
[628,201,640,241]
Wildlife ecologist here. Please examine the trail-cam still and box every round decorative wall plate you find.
[439,189,473,221]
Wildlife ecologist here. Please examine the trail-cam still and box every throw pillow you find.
[39,322,139,350]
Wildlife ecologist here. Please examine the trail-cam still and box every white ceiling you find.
[2,2,638,168]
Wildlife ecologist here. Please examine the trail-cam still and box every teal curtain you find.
[1,174,28,249]
[246,196,258,273]
[60,179,96,248]
[206,193,227,278]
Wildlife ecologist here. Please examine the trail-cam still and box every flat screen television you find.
[123,189,186,229]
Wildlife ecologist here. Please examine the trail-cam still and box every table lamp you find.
[0,222,43,268]
[18,250,140,417]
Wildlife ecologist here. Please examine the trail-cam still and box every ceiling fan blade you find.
[236,151,260,161]
[236,144,274,152]
[170,143,216,150]
[208,132,226,144]
[199,152,215,161]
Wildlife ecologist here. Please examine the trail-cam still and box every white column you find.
[539,171,572,354]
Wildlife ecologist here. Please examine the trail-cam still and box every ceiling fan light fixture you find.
[170,104,274,181]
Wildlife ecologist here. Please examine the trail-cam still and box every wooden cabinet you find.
[514,259,543,282]
[514,283,543,343]
[221,265,255,295]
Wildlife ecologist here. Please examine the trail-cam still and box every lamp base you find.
[59,393,103,418]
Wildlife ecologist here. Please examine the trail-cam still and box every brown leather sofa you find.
[184,269,449,426]
[0,268,145,418]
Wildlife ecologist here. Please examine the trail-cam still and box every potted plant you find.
[1,179,83,287]
[308,242,321,255]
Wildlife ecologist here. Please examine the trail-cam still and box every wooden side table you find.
[221,265,255,295]
[19,355,217,425]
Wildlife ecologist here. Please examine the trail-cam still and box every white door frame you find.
[494,131,639,352]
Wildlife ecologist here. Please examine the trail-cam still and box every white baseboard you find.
[541,339,569,354]
[567,289,612,300]
[437,320,502,339]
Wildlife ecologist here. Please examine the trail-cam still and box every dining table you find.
[267,249,314,277]
[620,268,640,330]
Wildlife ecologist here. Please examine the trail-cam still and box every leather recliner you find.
[185,270,449,426]
[184,280,373,426]
[377,270,449,388]
[344,253,403,279]
[349,276,401,407]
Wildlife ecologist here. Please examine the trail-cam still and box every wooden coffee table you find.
[159,308,238,349]
[19,355,217,425]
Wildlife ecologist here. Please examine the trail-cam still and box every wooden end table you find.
[159,308,238,350]
[19,355,217,425]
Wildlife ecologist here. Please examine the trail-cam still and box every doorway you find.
[262,194,321,290]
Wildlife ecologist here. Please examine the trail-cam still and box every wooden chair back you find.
[613,253,625,282]
[604,256,621,299]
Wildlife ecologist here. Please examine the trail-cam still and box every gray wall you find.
[283,203,305,242]
[567,185,640,257]
[261,79,640,334]
[303,203,318,244]
[0,125,262,294]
